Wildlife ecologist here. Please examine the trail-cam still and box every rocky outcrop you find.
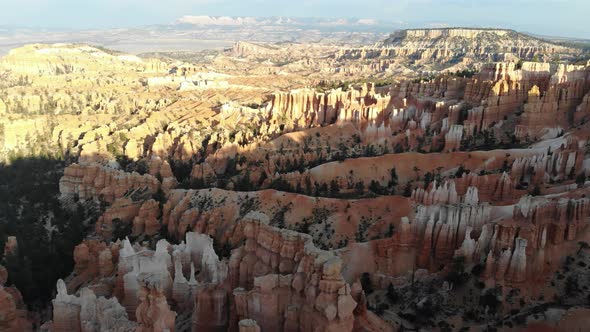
[135,275,176,332]
[232,41,281,58]
[411,171,519,205]
[162,188,409,248]
[191,284,230,331]
[370,217,417,277]
[574,91,590,125]
[69,240,117,291]
[60,163,160,203]
[0,285,32,332]
[511,140,582,185]
[264,85,393,133]
[56,232,229,331]
[6,32,590,332]
[0,251,30,331]
[374,29,579,63]
[0,44,167,76]
[412,181,459,205]
[444,124,463,151]
[517,83,578,140]
[93,197,161,239]
[460,194,590,285]
[413,202,492,268]
[51,280,137,332]
[239,319,261,332]
[460,61,590,137]
[53,217,378,332]
[133,199,162,236]
[349,184,590,290]
[230,219,358,332]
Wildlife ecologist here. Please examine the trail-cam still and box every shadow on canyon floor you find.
[0,156,90,311]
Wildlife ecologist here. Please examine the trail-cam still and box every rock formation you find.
[230,219,358,331]
[0,284,32,332]
[60,163,160,203]
[2,27,590,332]
[51,279,137,332]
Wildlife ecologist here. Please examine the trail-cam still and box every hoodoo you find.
[1,7,590,332]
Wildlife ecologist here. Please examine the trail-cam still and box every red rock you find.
[135,276,176,332]
[0,285,32,332]
[239,319,261,332]
[60,163,160,204]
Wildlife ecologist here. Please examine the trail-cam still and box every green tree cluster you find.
[0,157,89,308]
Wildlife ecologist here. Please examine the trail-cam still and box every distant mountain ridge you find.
[376,27,580,53]
[330,27,588,72]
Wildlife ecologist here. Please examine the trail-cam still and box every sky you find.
[1,0,589,39]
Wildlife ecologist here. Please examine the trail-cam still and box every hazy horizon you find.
[2,0,589,39]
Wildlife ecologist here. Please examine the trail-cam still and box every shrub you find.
[576,173,586,187]
[355,181,365,196]
[446,256,468,286]
[329,179,340,197]
[361,272,374,294]
[112,218,132,241]
[403,182,413,197]
[479,287,501,313]
[386,283,398,303]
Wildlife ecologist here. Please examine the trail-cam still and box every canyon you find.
[0,27,590,331]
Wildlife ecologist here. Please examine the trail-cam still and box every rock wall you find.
[472,195,590,286]
[51,218,382,332]
[0,44,167,76]
[161,188,410,247]
[60,163,160,203]
[341,184,590,289]
[51,280,137,332]
[230,219,358,332]
[54,232,228,331]
[368,29,580,64]
[0,284,32,332]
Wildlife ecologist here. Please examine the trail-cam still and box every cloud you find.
[357,19,379,25]
[0,0,587,38]
[177,16,259,26]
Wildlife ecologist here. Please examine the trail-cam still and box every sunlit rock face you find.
[59,164,160,204]
[49,223,375,331]
[0,44,167,76]
[2,27,590,332]
[230,219,358,331]
[51,233,225,331]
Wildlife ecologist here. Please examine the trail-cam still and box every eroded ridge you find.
[1,27,590,331]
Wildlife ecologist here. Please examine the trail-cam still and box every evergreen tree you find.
[329,179,340,197]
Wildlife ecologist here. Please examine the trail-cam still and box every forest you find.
[0,157,90,310]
